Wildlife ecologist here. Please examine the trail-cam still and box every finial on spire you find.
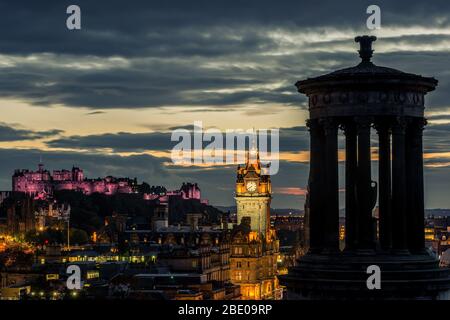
[251,129,257,151]
[355,35,377,63]
[38,155,44,171]
[246,129,259,165]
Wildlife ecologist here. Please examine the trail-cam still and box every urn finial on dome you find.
[355,35,377,63]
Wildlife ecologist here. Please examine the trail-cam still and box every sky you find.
[1,0,450,208]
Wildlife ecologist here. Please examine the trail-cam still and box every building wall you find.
[236,197,271,237]
[230,251,280,299]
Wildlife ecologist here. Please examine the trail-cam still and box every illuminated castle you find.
[13,163,208,206]
[12,163,136,198]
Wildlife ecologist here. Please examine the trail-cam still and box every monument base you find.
[280,250,450,300]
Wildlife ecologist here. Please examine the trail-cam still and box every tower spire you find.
[248,128,259,164]
[38,155,44,172]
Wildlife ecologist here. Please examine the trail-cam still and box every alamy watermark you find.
[366,265,381,290]
[66,264,81,290]
[170,121,280,175]
[66,5,81,30]
[366,5,381,30]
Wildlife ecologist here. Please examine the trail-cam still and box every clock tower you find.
[231,142,281,300]
[235,143,272,238]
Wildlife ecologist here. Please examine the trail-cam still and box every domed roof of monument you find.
[296,35,437,93]
[327,61,405,76]
[324,36,405,77]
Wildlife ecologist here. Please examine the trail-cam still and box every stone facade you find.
[230,145,282,300]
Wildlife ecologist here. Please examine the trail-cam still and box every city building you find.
[4,195,69,235]
[230,143,282,300]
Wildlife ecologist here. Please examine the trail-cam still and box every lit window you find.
[86,271,99,279]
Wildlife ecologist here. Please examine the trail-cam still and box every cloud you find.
[0,123,63,141]
[46,131,171,152]
[85,111,105,115]
[274,187,308,196]
[2,0,450,57]
[45,125,310,153]
[423,123,450,155]
[0,1,449,110]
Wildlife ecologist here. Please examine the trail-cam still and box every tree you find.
[70,229,89,245]
[137,182,151,194]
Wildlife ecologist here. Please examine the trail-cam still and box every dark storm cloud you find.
[425,167,450,208]
[0,123,62,141]
[0,57,278,108]
[1,0,450,57]
[277,126,310,152]
[373,49,450,110]
[44,122,450,158]
[0,0,449,109]
[427,114,450,122]
[46,131,171,152]
[423,123,450,154]
[46,125,310,153]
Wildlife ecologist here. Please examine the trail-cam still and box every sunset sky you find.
[1,0,450,208]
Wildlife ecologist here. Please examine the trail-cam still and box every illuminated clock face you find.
[246,181,257,192]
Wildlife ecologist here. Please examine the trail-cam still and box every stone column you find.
[391,117,409,253]
[355,117,374,250]
[406,117,427,253]
[306,119,326,253]
[342,121,358,250]
[321,118,340,252]
[375,120,392,250]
